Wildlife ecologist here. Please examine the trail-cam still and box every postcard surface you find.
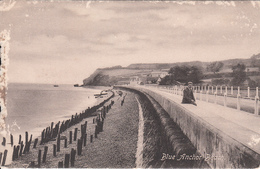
[1,1,260,168]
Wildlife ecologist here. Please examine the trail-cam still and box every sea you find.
[1,83,104,165]
[4,83,102,142]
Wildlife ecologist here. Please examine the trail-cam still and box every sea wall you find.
[115,86,208,168]
[116,86,260,168]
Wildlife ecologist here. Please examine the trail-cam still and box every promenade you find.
[133,85,260,168]
[159,85,260,114]
[140,86,260,148]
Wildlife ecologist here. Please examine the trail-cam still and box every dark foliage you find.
[86,73,111,86]
[160,66,203,85]
[159,75,177,85]
[211,78,231,86]
[188,66,203,84]
[250,53,260,67]
[206,61,224,74]
[231,63,247,86]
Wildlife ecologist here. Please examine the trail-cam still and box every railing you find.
[143,85,260,115]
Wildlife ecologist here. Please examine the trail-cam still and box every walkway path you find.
[161,87,258,114]
[137,86,260,154]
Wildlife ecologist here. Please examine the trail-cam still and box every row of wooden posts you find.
[0,91,115,167]
[40,90,114,145]
[54,100,114,168]
[0,131,34,166]
[24,99,114,168]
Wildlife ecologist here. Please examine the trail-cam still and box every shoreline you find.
[5,84,104,139]
[2,86,208,168]
[5,89,141,168]
[1,89,114,167]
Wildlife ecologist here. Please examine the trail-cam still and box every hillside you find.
[83,68,149,86]
[127,61,207,70]
[83,53,260,86]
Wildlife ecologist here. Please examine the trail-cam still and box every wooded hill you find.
[83,53,260,86]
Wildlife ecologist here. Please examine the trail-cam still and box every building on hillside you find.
[157,77,162,84]
[129,76,143,86]
[150,71,168,78]
[138,73,151,77]
[160,71,168,78]
[116,80,130,85]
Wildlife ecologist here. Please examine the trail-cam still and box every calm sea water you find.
[5,83,101,140]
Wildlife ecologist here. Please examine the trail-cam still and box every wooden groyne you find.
[0,90,115,167]
[39,90,114,145]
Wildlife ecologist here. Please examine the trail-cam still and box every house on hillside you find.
[157,77,162,84]
[150,71,168,78]
[116,81,130,85]
[129,76,145,85]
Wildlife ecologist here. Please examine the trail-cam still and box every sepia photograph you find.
[0,0,260,168]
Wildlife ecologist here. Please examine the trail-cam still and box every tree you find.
[231,63,246,86]
[169,66,190,83]
[159,75,177,85]
[160,65,203,85]
[188,66,203,84]
[206,61,224,74]
[159,75,171,85]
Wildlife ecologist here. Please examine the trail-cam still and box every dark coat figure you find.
[182,87,196,105]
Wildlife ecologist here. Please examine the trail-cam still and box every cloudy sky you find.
[1,0,260,84]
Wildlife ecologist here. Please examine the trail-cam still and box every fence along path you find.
[153,85,260,115]
[136,86,260,153]
[133,86,260,168]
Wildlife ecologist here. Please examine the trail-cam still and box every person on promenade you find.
[182,82,197,106]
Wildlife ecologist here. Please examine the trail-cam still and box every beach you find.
[6,89,140,168]
[1,83,109,166]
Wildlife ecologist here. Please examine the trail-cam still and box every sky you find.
[1,0,260,84]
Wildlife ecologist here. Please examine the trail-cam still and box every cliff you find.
[83,68,147,86]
